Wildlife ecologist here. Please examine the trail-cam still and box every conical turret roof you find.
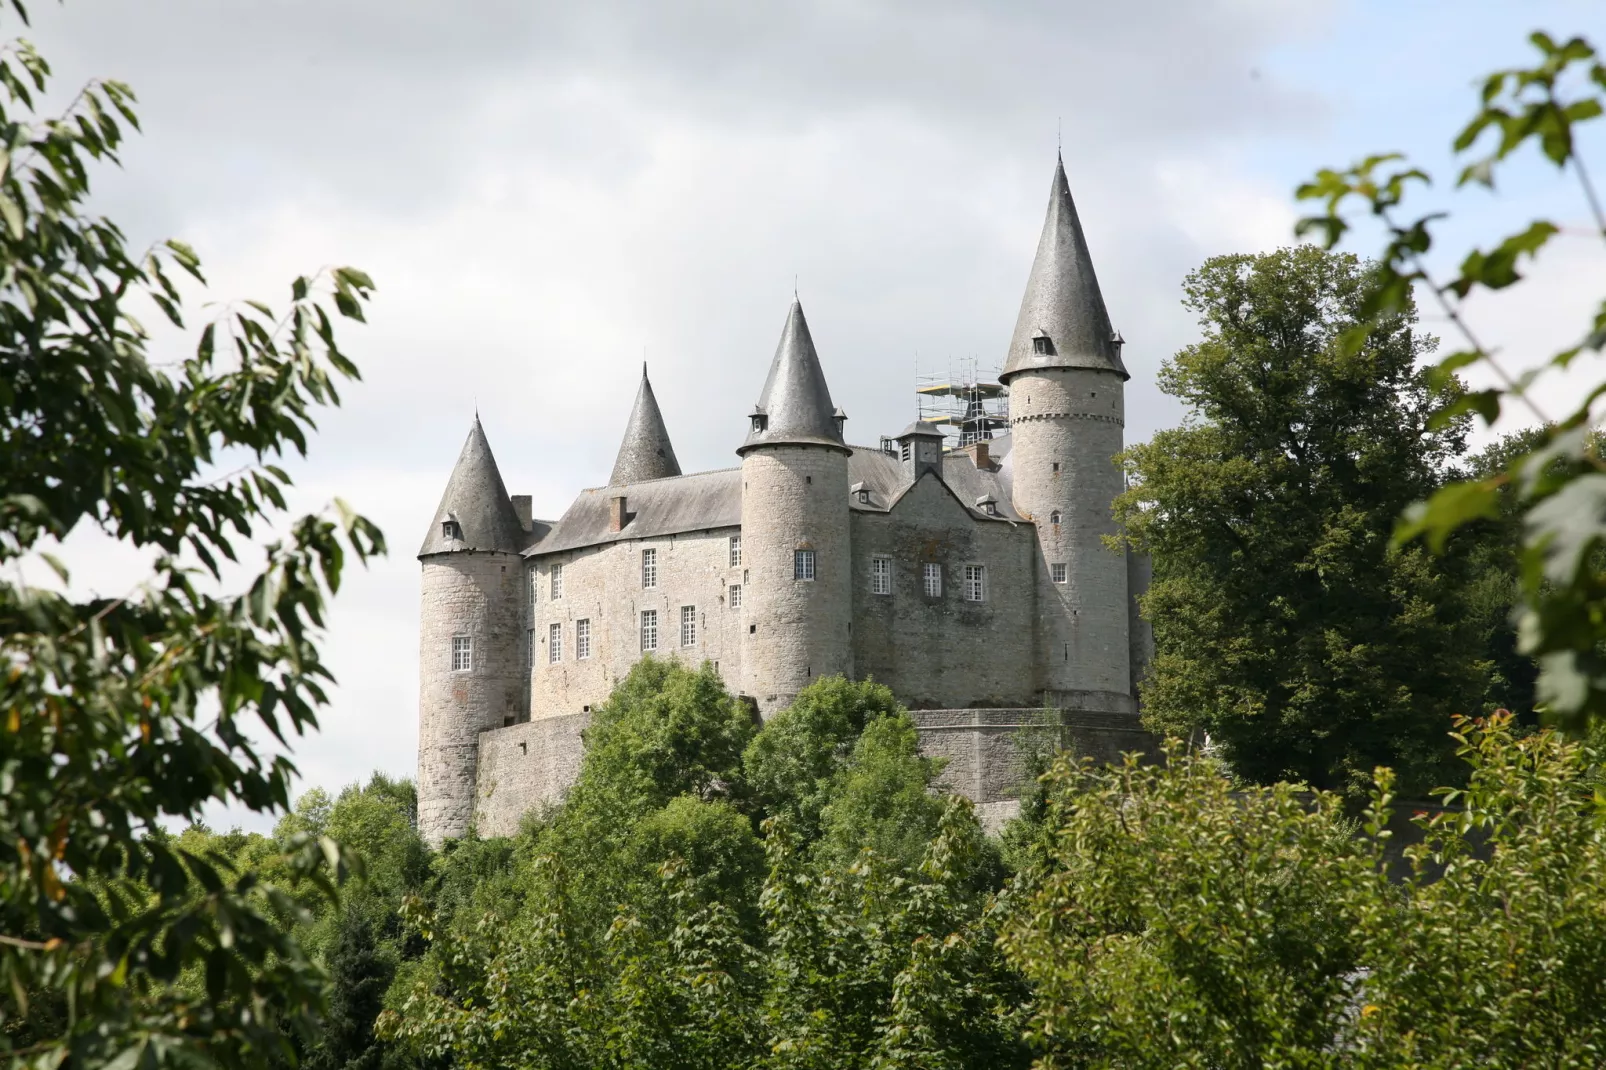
[739,299,849,455]
[418,415,528,556]
[1000,155,1127,382]
[609,365,682,485]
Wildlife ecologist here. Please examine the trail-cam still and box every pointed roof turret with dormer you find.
[1000,154,1127,383]
[418,415,528,556]
[609,364,682,485]
[738,299,849,455]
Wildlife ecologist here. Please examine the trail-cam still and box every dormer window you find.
[976,495,1000,517]
[851,482,871,506]
[858,489,871,505]
[900,442,911,462]
[1032,333,1055,356]
[441,519,461,541]
[1049,510,1062,525]
[750,407,769,434]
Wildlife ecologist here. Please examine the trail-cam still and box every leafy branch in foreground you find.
[0,8,382,1067]
[1295,31,1606,731]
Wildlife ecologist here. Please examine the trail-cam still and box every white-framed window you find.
[1050,562,1068,584]
[743,568,749,585]
[576,618,592,660]
[923,563,942,598]
[548,622,563,663]
[963,564,987,602]
[529,566,538,605]
[729,534,742,567]
[794,549,816,581]
[550,562,564,600]
[1049,510,1062,525]
[871,556,892,595]
[642,548,658,589]
[640,609,658,651]
[680,605,697,647]
[729,583,743,609]
[451,635,473,672]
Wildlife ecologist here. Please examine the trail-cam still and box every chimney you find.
[968,442,991,470]
[609,494,628,533]
[511,494,533,532]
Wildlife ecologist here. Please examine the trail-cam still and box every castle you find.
[416,156,1154,845]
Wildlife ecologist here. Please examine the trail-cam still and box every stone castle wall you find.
[1007,368,1130,698]
[528,528,744,720]
[418,551,525,846]
[849,476,1038,708]
[740,446,853,712]
[473,712,589,837]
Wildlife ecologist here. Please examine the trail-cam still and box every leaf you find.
[1524,472,1606,584]
[1396,479,1503,553]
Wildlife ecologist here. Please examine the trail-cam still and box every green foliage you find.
[302,910,395,1070]
[1296,31,1606,733]
[1001,715,1606,1067]
[1116,245,1490,795]
[378,670,1027,1069]
[0,4,382,1065]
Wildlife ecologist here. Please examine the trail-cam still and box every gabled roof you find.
[739,300,849,455]
[526,468,742,557]
[609,365,682,485]
[1001,155,1128,382]
[419,416,530,557]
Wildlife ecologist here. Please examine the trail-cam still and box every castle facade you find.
[416,157,1153,845]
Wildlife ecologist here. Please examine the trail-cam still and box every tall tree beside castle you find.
[1115,247,1490,796]
[413,156,1155,846]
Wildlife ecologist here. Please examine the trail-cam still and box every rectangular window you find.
[729,534,742,567]
[550,562,564,600]
[548,622,563,663]
[871,556,892,595]
[729,583,742,609]
[680,605,697,647]
[923,563,942,598]
[963,564,987,602]
[527,628,534,666]
[794,549,816,581]
[1050,562,1068,584]
[452,635,472,672]
[576,618,591,660]
[640,609,658,651]
[529,566,538,605]
[642,548,658,589]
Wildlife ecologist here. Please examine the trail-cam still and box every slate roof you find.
[609,365,682,485]
[1001,155,1128,382]
[739,300,849,454]
[419,416,532,557]
[526,468,742,557]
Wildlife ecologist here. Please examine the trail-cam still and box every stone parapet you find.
[909,706,1155,805]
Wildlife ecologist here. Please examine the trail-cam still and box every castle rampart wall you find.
[473,713,589,838]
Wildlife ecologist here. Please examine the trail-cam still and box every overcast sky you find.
[19,0,1604,828]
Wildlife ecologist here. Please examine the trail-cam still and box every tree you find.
[1298,32,1606,734]
[1000,715,1606,1068]
[0,4,381,1064]
[303,910,395,1070]
[1116,245,1488,796]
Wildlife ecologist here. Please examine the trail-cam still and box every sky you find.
[16,0,1605,830]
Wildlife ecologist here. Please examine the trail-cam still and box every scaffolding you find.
[915,357,1008,449]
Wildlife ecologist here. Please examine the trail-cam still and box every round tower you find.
[1002,156,1132,707]
[417,416,528,846]
[738,300,853,714]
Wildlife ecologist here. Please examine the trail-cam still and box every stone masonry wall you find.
[909,708,1156,804]
[473,712,589,837]
[850,475,1037,708]
[1007,367,1130,700]
[418,550,525,846]
[527,528,744,719]
[740,446,853,713]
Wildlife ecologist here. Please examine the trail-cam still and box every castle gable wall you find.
[850,474,1037,708]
